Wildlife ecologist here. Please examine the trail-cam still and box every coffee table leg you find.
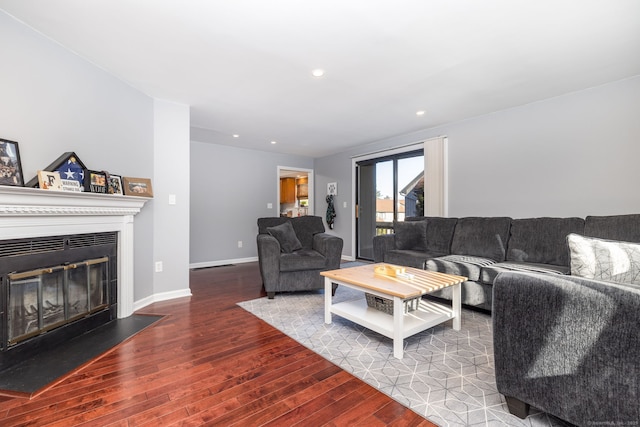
[393,296,404,359]
[452,282,461,330]
[324,277,332,324]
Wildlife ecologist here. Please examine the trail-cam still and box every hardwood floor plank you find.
[0,262,436,426]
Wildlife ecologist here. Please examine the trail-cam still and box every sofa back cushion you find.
[394,221,427,250]
[450,217,511,261]
[568,233,640,285]
[405,216,457,254]
[506,217,585,266]
[584,214,640,243]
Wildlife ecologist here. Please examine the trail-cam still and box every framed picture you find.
[108,174,123,195]
[25,152,87,189]
[37,170,63,191]
[85,170,108,193]
[327,182,337,196]
[123,177,153,197]
[0,138,25,187]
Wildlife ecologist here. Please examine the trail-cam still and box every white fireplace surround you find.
[0,186,149,319]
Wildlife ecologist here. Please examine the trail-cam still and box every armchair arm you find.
[256,234,281,291]
[493,271,640,425]
[313,233,344,270]
[372,234,395,263]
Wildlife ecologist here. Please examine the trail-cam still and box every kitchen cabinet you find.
[296,177,308,199]
[280,178,296,204]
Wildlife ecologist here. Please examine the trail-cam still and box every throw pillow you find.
[567,233,640,285]
[267,221,303,253]
[394,221,427,251]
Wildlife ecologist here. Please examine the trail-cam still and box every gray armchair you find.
[493,271,640,425]
[256,216,343,299]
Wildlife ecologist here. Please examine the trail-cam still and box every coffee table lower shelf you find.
[330,297,455,340]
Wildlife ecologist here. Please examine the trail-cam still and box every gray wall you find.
[0,11,190,305]
[315,76,640,258]
[189,141,313,266]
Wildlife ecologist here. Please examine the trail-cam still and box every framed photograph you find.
[37,170,63,191]
[108,174,123,195]
[85,170,108,193]
[123,177,153,197]
[25,152,87,189]
[0,138,25,187]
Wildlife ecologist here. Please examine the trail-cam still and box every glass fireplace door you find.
[7,257,109,345]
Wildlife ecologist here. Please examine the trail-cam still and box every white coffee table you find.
[321,263,466,359]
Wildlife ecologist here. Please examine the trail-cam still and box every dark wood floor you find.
[0,262,436,426]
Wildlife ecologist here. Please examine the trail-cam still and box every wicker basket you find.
[365,293,420,315]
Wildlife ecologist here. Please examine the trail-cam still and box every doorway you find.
[355,149,424,260]
[277,166,313,218]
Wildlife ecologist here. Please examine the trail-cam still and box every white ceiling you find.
[1,0,639,158]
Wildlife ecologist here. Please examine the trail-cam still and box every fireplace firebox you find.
[1,232,117,371]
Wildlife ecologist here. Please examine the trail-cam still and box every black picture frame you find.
[85,170,108,193]
[0,138,25,187]
[25,152,87,189]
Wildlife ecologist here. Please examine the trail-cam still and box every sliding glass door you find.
[356,149,424,260]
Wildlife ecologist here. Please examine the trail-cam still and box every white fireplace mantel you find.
[0,185,150,318]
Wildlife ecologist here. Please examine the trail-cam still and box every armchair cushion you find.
[267,221,302,253]
[568,233,640,285]
[280,249,327,272]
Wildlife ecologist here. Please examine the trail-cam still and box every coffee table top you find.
[321,263,467,299]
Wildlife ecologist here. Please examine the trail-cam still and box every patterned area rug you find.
[238,287,572,427]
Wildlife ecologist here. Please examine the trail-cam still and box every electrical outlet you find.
[267,203,273,209]
[155,261,163,272]
[238,240,243,248]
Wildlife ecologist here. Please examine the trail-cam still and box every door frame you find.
[350,142,424,260]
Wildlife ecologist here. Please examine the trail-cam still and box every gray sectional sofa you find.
[373,214,639,311]
[375,213,640,424]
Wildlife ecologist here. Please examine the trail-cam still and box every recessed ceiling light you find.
[232,134,239,138]
[416,110,426,116]
[271,140,277,145]
[311,69,325,78]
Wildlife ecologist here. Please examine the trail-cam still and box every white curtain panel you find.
[424,136,448,216]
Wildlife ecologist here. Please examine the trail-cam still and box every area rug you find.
[238,287,571,427]
[0,314,163,397]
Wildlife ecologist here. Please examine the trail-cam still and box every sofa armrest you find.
[373,234,395,263]
[256,234,281,290]
[313,233,344,270]
[493,271,640,425]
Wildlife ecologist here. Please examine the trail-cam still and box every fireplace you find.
[0,185,148,372]
[1,232,117,369]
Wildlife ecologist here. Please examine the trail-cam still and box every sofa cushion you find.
[450,217,511,261]
[266,221,302,253]
[568,234,640,285]
[406,216,457,254]
[506,217,584,266]
[279,248,327,272]
[481,261,569,285]
[384,249,446,269]
[394,221,427,251]
[426,255,496,281]
[584,214,640,243]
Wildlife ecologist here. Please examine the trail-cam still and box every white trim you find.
[134,288,192,312]
[189,256,259,269]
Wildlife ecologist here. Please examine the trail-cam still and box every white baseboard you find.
[134,288,192,312]
[189,257,258,270]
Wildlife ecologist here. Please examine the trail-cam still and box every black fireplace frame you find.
[0,232,118,371]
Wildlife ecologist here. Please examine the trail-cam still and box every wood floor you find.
[0,262,436,426]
